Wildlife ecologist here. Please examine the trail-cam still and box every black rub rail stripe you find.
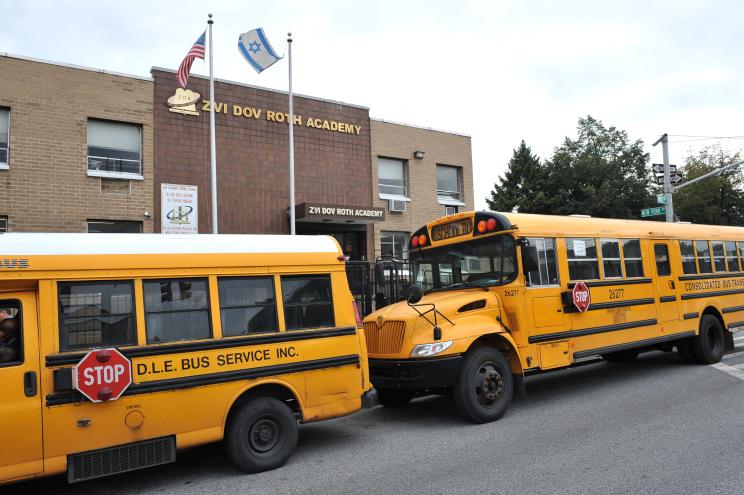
[722,305,744,314]
[678,272,744,281]
[660,296,677,303]
[45,326,357,367]
[727,321,744,329]
[572,331,696,359]
[45,354,360,407]
[586,298,655,311]
[683,312,699,320]
[567,278,652,289]
[528,319,658,344]
[680,288,744,300]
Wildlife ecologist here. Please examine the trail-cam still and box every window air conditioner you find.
[389,199,406,213]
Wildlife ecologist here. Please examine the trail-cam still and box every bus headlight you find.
[411,340,453,357]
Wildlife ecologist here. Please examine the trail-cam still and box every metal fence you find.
[345,259,412,316]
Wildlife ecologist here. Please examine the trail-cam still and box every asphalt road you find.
[8,337,744,495]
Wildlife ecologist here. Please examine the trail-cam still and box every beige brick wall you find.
[370,119,474,259]
[0,55,154,232]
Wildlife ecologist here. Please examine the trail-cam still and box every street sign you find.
[655,176,665,185]
[671,174,683,184]
[657,195,667,205]
[652,163,676,174]
[572,281,591,312]
[73,348,132,403]
[641,207,666,217]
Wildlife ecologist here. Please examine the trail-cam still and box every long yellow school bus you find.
[0,234,375,484]
[364,211,737,423]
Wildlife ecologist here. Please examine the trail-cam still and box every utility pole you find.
[652,133,674,222]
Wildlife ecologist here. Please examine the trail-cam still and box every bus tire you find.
[601,349,640,362]
[225,397,298,473]
[676,339,696,363]
[453,346,513,424]
[691,315,724,364]
[377,388,414,407]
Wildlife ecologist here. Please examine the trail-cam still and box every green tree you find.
[485,140,545,212]
[673,146,744,225]
[541,116,654,218]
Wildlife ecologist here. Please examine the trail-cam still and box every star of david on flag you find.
[238,28,282,73]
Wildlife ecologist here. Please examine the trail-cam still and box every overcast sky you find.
[2,0,743,209]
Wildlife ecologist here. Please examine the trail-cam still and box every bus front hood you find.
[367,289,500,324]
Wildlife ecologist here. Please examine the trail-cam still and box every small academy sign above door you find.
[295,202,385,224]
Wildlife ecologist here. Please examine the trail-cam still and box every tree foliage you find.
[673,146,744,225]
[487,116,654,218]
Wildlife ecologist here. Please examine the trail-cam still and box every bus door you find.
[652,241,679,322]
[521,238,566,341]
[0,293,43,481]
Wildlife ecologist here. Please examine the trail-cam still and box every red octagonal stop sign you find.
[73,348,132,403]
[572,281,591,312]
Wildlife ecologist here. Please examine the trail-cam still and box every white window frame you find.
[0,216,7,233]
[87,119,143,180]
[0,108,10,170]
[377,157,409,201]
[380,231,409,261]
[436,164,465,206]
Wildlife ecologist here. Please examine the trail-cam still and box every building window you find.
[437,165,462,203]
[380,231,409,260]
[0,108,9,168]
[566,238,599,280]
[58,281,136,351]
[445,206,458,215]
[144,278,211,343]
[87,119,143,179]
[87,220,143,233]
[218,277,278,337]
[281,275,334,331]
[523,237,559,287]
[378,157,407,197]
[0,216,6,233]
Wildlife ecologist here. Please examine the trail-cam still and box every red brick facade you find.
[152,69,373,246]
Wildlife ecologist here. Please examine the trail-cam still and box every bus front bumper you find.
[369,355,462,390]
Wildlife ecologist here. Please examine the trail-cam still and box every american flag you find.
[177,31,206,88]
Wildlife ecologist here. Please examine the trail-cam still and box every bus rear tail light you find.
[477,220,487,233]
[352,300,363,329]
[418,234,427,246]
[411,236,420,247]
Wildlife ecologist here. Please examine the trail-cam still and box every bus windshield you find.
[410,234,518,292]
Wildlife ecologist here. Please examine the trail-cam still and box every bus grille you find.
[364,320,406,354]
[67,436,176,483]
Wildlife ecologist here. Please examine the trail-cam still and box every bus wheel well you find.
[470,333,523,374]
[702,306,724,332]
[226,383,302,429]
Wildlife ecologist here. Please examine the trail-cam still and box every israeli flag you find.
[238,28,282,73]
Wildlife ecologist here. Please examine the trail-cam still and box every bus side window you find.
[0,301,22,365]
[725,241,740,272]
[566,238,599,281]
[143,278,211,344]
[711,241,726,272]
[679,240,697,274]
[218,277,278,336]
[281,275,335,331]
[58,281,136,351]
[695,240,712,274]
[622,239,644,277]
[600,239,623,278]
[523,238,559,287]
[654,244,671,276]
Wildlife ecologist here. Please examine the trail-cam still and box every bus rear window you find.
[58,281,136,351]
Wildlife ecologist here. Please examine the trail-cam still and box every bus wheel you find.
[225,397,299,473]
[601,349,640,362]
[676,339,696,363]
[377,388,414,407]
[691,315,724,364]
[453,347,513,424]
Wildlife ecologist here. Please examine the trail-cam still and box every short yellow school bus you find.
[0,234,375,484]
[364,211,736,422]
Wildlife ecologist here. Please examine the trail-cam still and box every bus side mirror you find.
[407,284,423,305]
[522,245,539,273]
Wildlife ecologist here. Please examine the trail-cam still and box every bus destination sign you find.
[431,218,473,242]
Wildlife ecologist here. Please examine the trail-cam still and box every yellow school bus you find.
[0,233,375,484]
[364,211,737,423]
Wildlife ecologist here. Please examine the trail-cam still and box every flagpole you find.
[208,13,218,234]
[287,32,296,235]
